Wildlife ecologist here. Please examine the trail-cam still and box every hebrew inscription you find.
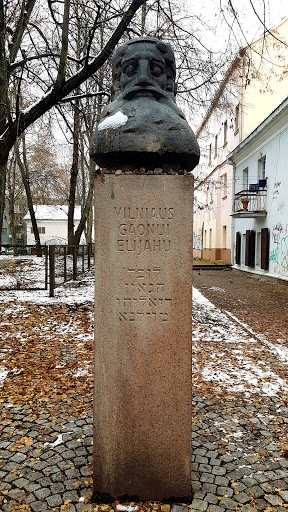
[116,267,172,322]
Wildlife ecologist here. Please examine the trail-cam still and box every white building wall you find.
[232,103,288,280]
[26,220,69,245]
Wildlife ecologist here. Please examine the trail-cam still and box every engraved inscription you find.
[116,267,172,322]
[115,206,173,255]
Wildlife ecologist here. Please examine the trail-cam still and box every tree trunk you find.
[15,139,42,257]
[0,164,7,245]
[74,159,95,247]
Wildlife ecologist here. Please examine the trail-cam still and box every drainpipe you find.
[228,157,236,265]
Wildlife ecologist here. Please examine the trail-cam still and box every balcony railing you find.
[232,183,267,216]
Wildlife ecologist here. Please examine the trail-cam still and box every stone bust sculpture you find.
[90,37,200,172]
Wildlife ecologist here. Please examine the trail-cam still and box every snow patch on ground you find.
[0,367,9,386]
[192,286,288,397]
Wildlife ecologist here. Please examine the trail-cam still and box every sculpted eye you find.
[123,62,137,77]
[150,62,164,77]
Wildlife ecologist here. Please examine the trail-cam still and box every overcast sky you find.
[185,0,287,51]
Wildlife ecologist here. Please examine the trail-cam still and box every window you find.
[31,227,45,234]
[258,156,266,180]
[208,143,212,165]
[2,227,8,235]
[209,228,212,249]
[243,167,248,190]
[204,230,207,249]
[214,135,218,159]
[235,104,240,133]
[223,120,228,145]
[221,173,227,198]
[223,225,227,249]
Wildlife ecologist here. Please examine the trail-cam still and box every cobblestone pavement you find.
[0,403,93,511]
[1,268,288,511]
[191,395,288,512]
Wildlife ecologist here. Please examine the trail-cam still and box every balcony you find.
[232,181,267,217]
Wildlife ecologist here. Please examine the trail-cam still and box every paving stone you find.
[241,476,257,487]
[26,482,41,492]
[46,493,64,507]
[212,466,226,476]
[272,479,288,490]
[29,470,44,482]
[217,496,238,509]
[209,458,221,467]
[34,487,51,499]
[200,473,215,484]
[0,481,12,491]
[253,473,269,483]
[50,481,65,494]
[30,501,49,511]
[205,506,223,512]
[190,498,208,511]
[80,465,92,476]
[7,488,26,500]
[234,491,250,504]
[10,451,27,462]
[13,477,31,489]
[247,484,265,498]
[74,456,88,466]
[202,483,217,494]
[265,493,283,506]
[62,490,80,502]
[241,505,259,512]
[1,461,21,471]
[196,456,209,464]
[216,487,233,497]
[205,492,219,504]
[214,476,229,486]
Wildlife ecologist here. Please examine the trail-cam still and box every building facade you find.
[193,18,288,263]
[23,205,91,245]
[228,96,288,280]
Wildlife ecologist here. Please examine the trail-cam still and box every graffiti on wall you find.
[269,222,288,273]
[273,181,281,199]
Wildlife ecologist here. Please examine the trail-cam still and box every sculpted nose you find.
[135,60,153,86]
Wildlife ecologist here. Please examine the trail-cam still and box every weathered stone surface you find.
[93,174,193,500]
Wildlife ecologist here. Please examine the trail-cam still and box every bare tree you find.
[0,0,147,242]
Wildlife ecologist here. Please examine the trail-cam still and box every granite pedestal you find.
[93,173,193,501]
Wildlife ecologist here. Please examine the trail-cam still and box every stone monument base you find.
[93,173,193,502]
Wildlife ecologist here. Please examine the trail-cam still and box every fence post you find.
[82,245,85,273]
[64,246,67,281]
[73,246,77,280]
[44,246,48,290]
[49,245,55,297]
[87,243,91,270]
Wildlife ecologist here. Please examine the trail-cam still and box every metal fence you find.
[0,244,94,295]
[48,244,94,297]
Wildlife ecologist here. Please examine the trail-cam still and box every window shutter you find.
[261,228,269,270]
[250,230,256,267]
[235,232,241,264]
[245,230,251,266]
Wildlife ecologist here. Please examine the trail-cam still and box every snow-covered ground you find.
[0,255,287,399]
[0,254,94,303]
